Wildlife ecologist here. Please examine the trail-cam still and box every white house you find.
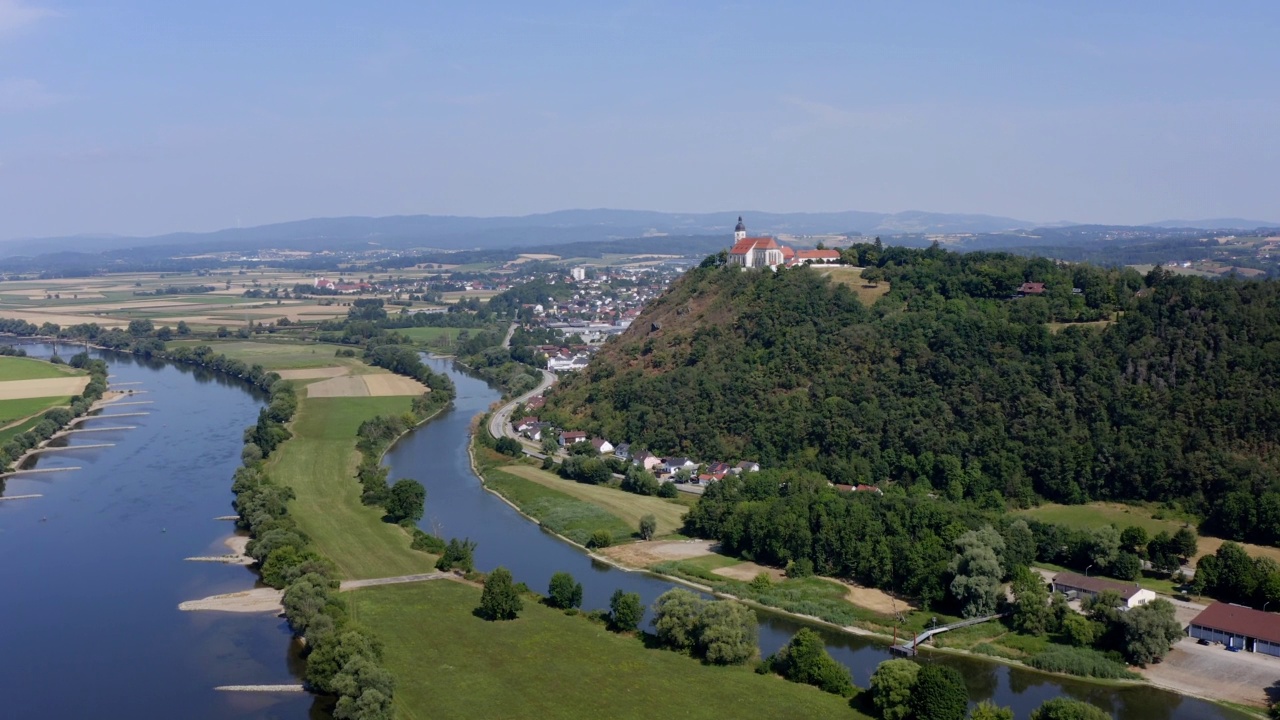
[1051,573,1156,609]
[590,438,614,454]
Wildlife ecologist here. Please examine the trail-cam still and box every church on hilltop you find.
[727,217,841,269]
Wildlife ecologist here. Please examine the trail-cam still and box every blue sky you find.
[1,1,1277,239]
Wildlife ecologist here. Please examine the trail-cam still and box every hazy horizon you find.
[2,1,1277,241]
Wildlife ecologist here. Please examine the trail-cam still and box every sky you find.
[1,1,1278,240]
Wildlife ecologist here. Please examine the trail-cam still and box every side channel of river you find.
[381,358,1250,720]
[0,343,311,720]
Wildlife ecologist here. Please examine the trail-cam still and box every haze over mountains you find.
[2,209,1276,259]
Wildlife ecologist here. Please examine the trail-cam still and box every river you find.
[0,346,1248,719]
[382,358,1248,720]
[0,343,311,719]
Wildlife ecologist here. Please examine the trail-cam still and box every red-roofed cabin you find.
[795,249,842,264]
[1018,282,1046,295]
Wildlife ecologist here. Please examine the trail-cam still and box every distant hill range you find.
[0,209,1044,258]
[1,209,1275,270]
[1146,218,1280,230]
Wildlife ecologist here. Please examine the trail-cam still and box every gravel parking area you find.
[1140,637,1280,708]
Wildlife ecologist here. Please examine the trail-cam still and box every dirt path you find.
[178,571,452,613]
[600,539,718,568]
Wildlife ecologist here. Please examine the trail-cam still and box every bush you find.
[494,437,523,457]
[608,589,643,632]
[410,529,446,554]
[587,529,614,549]
[768,628,854,695]
[909,664,968,720]
[1031,697,1110,720]
[547,571,584,610]
[435,537,476,572]
[657,481,678,498]
[1026,646,1141,680]
[477,567,522,621]
[639,514,657,540]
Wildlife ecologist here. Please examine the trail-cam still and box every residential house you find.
[794,249,842,265]
[560,431,588,447]
[614,443,632,460]
[632,450,663,472]
[705,462,732,476]
[1050,573,1156,608]
[1017,282,1046,296]
[590,438,614,454]
[734,461,761,473]
[665,457,697,475]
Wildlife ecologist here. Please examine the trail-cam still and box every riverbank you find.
[463,430,1279,715]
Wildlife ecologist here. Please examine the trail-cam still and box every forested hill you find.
[543,246,1280,513]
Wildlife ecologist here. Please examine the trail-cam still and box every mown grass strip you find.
[484,467,634,546]
[265,395,437,579]
[497,463,688,536]
[351,580,865,720]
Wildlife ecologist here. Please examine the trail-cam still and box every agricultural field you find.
[0,357,86,428]
[0,267,445,331]
[1017,502,1280,564]
[351,581,862,720]
[166,340,366,371]
[496,463,687,536]
[816,266,890,305]
[482,466,635,546]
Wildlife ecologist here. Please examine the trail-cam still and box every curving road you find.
[487,368,557,451]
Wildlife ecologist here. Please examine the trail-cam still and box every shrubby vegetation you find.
[869,659,967,720]
[650,589,757,665]
[761,628,853,696]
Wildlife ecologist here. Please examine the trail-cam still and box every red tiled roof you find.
[747,237,780,249]
[781,246,796,259]
[1019,282,1046,294]
[729,239,757,254]
[797,249,841,260]
[1190,602,1280,645]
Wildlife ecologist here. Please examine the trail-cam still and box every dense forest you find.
[544,244,1280,523]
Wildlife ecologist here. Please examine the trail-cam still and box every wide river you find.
[0,345,1250,719]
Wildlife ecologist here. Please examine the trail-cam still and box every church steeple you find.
[734,216,747,242]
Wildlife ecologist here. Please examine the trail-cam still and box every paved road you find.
[486,368,557,448]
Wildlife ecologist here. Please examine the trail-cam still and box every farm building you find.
[1188,602,1280,656]
[1051,572,1156,608]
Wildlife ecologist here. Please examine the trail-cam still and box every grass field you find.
[0,414,48,445]
[483,466,635,546]
[817,266,891,305]
[264,395,438,579]
[0,356,82,382]
[497,464,687,536]
[168,340,367,371]
[1018,502,1280,565]
[350,581,863,720]
[394,326,467,344]
[0,395,73,426]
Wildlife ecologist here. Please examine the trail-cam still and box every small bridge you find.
[891,613,1007,656]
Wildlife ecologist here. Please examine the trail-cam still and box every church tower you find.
[734,216,747,242]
